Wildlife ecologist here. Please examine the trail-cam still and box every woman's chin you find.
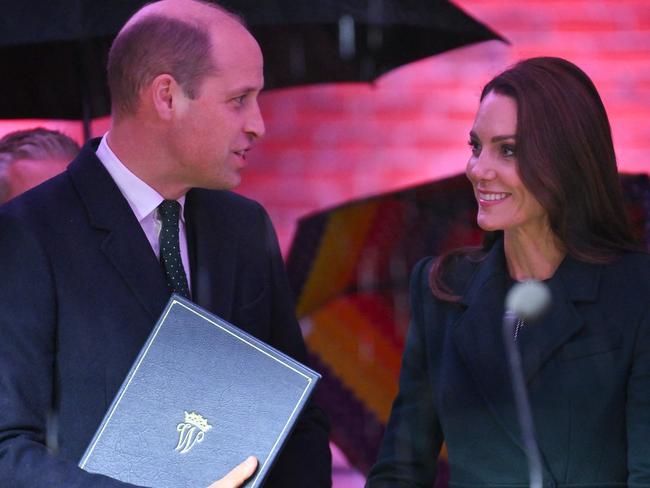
[476,217,502,232]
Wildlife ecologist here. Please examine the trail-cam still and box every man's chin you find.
[197,174,241,191]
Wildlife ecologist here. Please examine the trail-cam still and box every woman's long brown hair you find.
[430,57,641,301]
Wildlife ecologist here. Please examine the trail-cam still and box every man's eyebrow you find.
[230,84,264,95]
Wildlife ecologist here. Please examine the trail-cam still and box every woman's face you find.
[466,91,549,236]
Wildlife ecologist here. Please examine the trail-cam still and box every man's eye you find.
[468,140,481,157]
[232,95,245,105]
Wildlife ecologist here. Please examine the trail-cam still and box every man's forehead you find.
[208,65,265,95]
[207,22,263,75]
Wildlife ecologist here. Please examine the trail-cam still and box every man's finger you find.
[209,456,258,488]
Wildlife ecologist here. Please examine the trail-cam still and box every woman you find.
[366,57,650,487]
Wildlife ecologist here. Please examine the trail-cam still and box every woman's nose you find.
[467,152,496,181]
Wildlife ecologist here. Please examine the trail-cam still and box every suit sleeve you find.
[366,257,444,487]
[627,303,650,486]
[255,207,332,488]
[0,212,141,488]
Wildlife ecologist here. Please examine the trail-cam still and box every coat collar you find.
[459,238,600,307]
[452,238,601,467]
[68,139,170,321]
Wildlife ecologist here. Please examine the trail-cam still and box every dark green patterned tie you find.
[158,200,190,299]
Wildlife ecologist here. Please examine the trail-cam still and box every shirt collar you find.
[95,133,185,223]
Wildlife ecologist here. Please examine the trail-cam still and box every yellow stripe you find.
[306,297,401,422]
[296,202,380,317]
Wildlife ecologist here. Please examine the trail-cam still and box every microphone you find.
[506,280,551,321]
[503,280,551,488]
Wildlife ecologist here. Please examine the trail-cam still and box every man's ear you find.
[151,74,188,120]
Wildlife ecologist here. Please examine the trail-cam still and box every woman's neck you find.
[503,226,566,281]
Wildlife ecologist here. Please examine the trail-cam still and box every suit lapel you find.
[185,190,237,320]
[68,141,170,321]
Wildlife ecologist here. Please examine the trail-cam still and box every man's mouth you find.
[233,149,249,159]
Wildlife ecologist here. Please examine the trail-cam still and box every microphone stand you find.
[502,310,543,488]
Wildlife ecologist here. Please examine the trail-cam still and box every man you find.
[0,1,331,487]
[0,127,79,203]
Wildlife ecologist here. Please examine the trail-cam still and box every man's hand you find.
[207,456,258,488]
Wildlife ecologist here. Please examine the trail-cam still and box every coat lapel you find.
[452,239,601,468]
[68,141,170,321]
[185,190,237,320]
[518,255,600,383]
[452,240,523,445]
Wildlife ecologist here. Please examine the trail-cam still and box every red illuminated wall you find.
[2,0,649,253]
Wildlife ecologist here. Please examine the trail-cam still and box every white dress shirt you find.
[95,134,191,290]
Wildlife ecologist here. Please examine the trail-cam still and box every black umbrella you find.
[222,0,505,87]
[0,0,504,138]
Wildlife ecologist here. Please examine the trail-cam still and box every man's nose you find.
[245,102,266,140]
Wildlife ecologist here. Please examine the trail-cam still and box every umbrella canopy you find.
[222,0,505,88]
[0,1,142,122]
[0,0,504,128]
[286,173,650,475]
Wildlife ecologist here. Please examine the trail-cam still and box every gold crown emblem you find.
[184,411,212,432]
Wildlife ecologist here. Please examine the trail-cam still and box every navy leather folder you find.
[79,294,320,487]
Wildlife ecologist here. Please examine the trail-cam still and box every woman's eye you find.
[468,140,481,157]
[501,144,515,157]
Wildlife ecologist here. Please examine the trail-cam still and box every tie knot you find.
[158,200,181,222]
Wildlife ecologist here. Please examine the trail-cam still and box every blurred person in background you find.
[367,57,649,487]
[0,127,80,203]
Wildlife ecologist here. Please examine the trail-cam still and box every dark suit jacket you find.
[367,239,650,488]
[0,140,331,487]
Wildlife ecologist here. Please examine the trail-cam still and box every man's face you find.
[4,157,69,202]
[168,21,265,191]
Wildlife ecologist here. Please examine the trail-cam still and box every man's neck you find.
[107,122,189,200]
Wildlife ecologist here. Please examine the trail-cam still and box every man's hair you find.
[107,2,243,118]
[0,127,80,201]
